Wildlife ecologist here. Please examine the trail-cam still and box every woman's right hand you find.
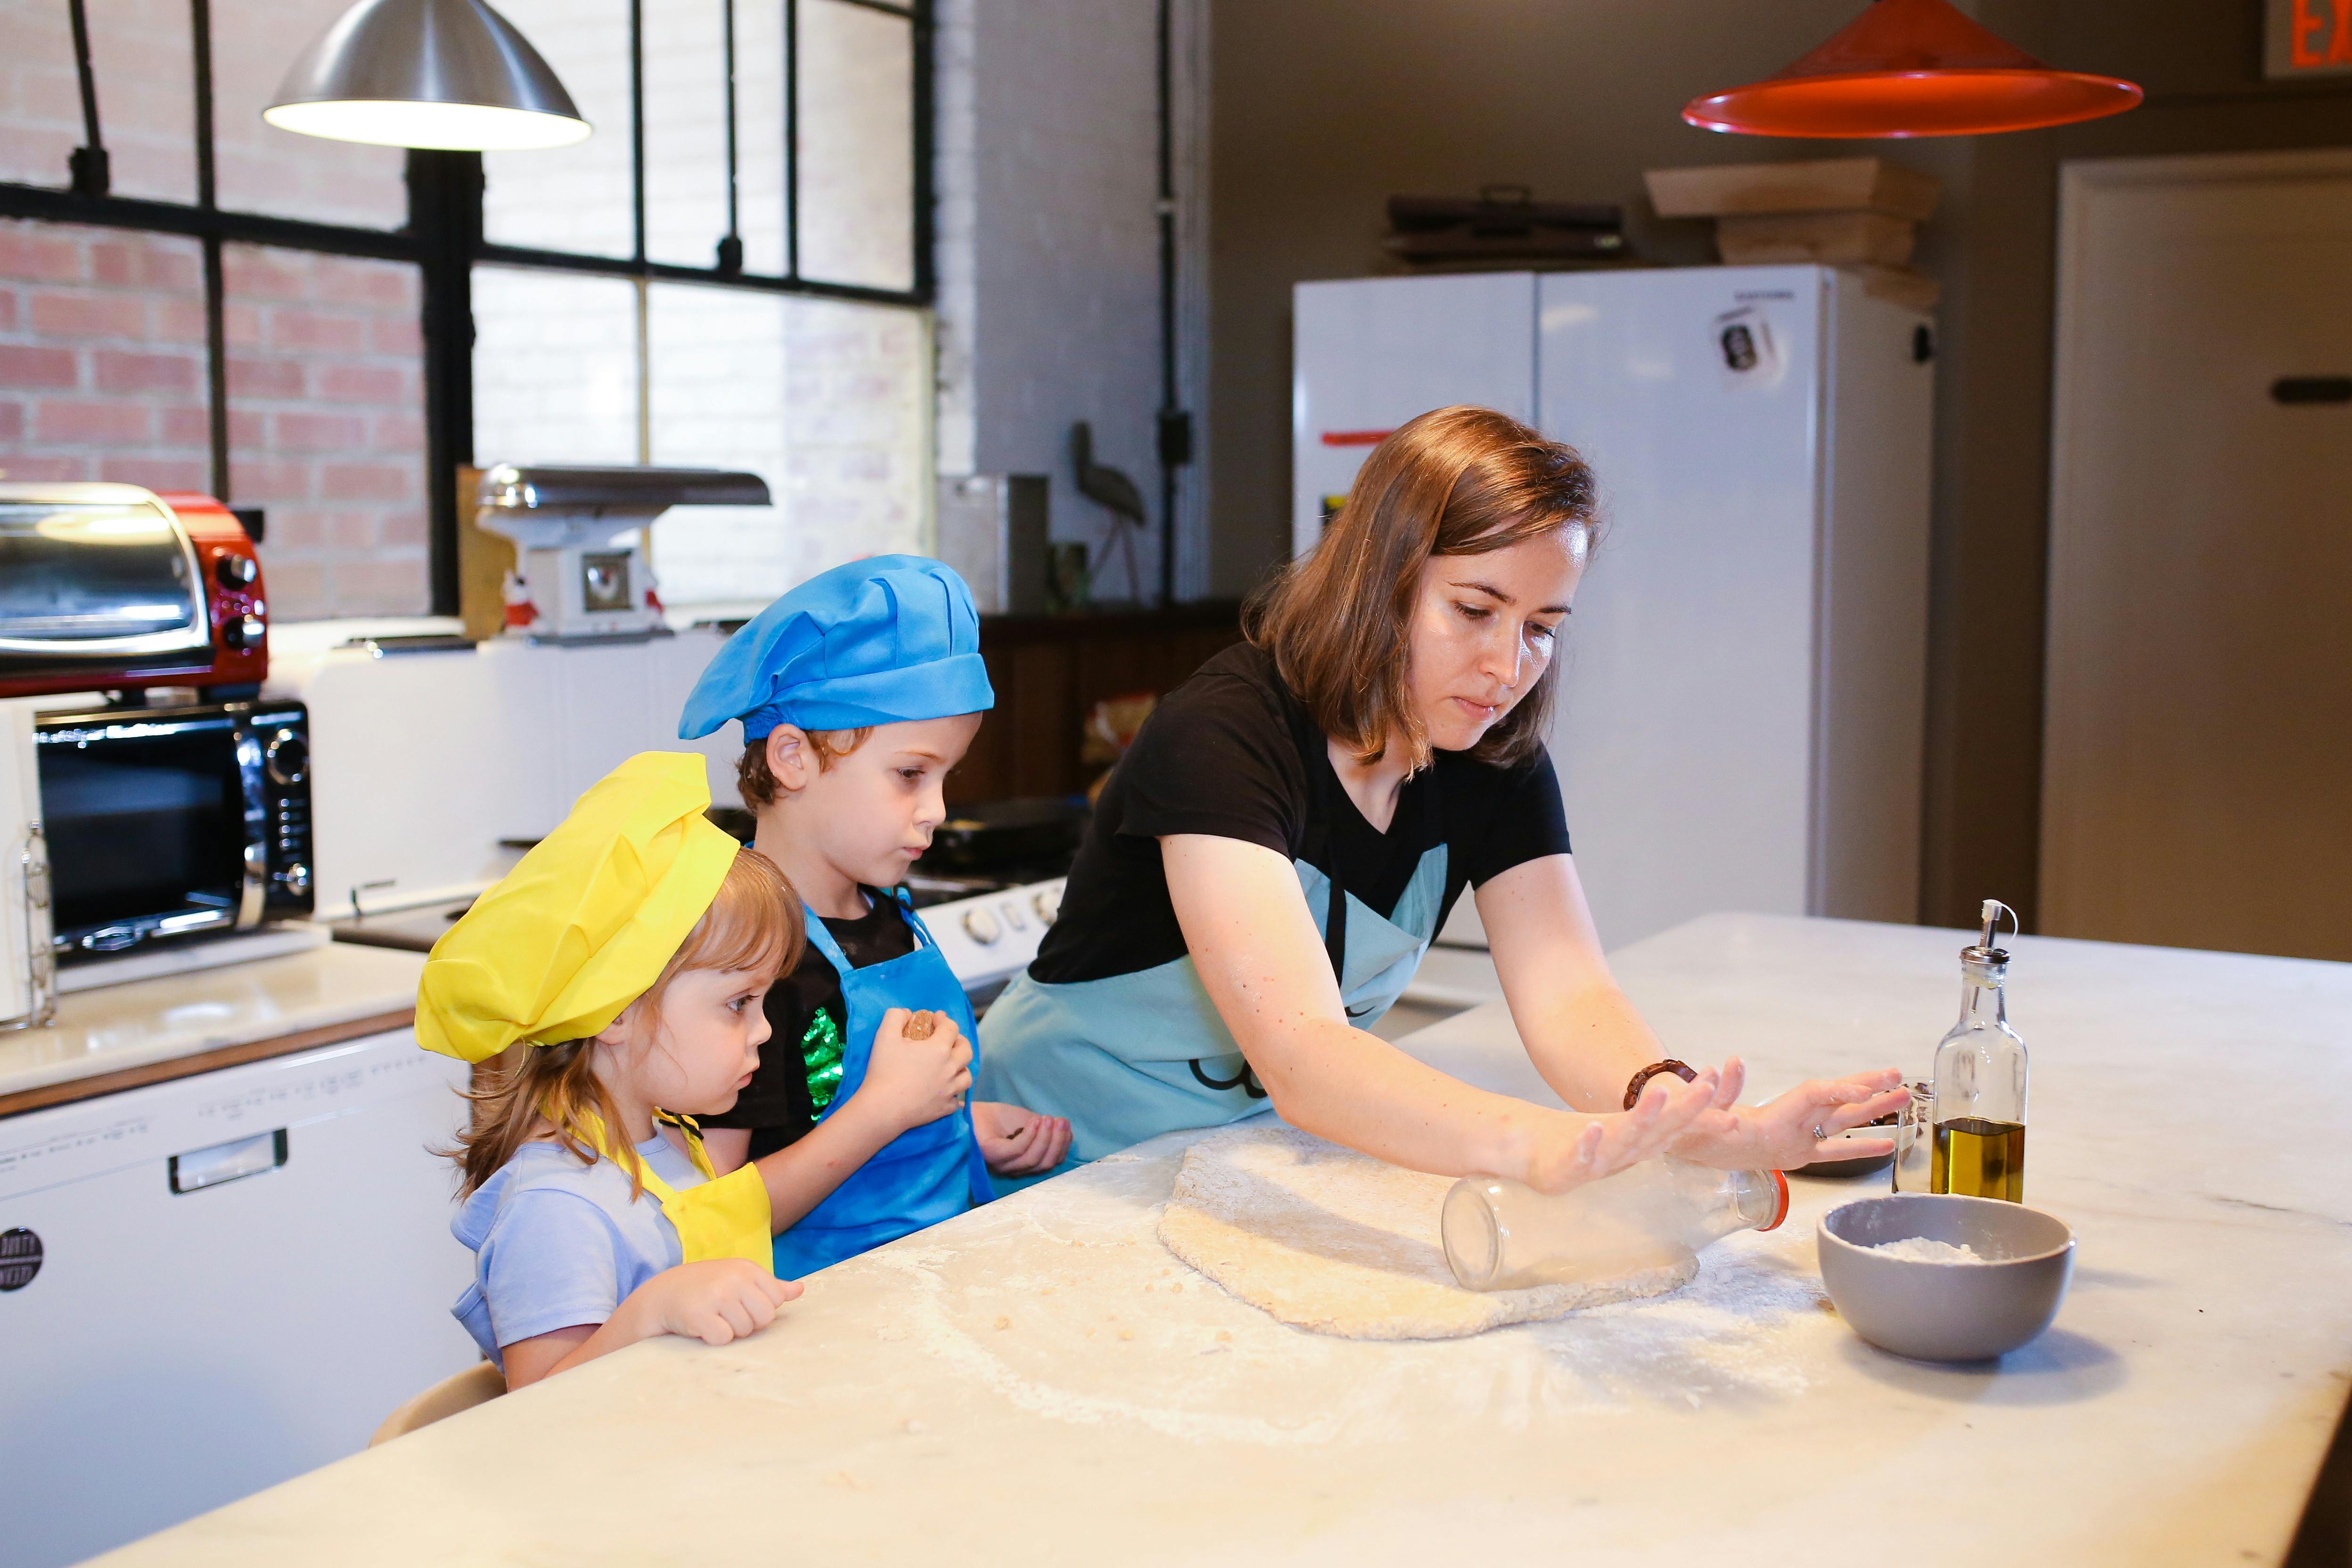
[856,1007,975,1133]
[1521,1067,1731,1195]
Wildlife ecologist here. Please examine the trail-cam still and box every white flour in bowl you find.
[1870,1236,1989,1264]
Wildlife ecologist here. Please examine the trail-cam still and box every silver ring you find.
[1811,1123,1828,1141]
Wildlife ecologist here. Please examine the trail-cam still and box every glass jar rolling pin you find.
[1929,898,2029,1202]
[1442,1157,1789,1292]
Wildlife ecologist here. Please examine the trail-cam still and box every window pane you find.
[223,245,428,618]
[211,0,406,228]
[796,0,914,292]
[0,1,79,188]
[0,220,210,492]
[642,0,729,268]
[735,0,787,276]
[484,0,634,259]
[89,0,199,203]
[647,283,925,606]
[471,266,640,466]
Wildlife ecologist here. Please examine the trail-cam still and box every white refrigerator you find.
[1294,266,1934,949]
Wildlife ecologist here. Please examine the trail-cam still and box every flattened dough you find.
[1158,1122,1696,1340]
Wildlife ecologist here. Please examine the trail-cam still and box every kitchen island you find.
[90,913,2352,1566]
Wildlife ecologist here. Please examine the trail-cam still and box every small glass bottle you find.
[1930,898,2029,1202]
[1891,1080,1936,1193]
[1442,1157,1788,1292]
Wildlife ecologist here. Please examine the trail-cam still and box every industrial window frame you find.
[0,0,935,616]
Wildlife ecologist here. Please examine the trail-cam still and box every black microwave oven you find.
[33,699,313,960]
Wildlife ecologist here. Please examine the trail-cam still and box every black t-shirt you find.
[702,887,915,1160]
[1030,642,1572,985]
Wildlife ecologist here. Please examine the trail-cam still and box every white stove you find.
[915,877,1063,1009]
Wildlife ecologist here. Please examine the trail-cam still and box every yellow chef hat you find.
[417,752,741,1063]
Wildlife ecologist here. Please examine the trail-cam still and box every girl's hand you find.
[1668,1059,1908,1170]
[639,1259,800,1346]
[856,1007,975,1133]
[971,1100,1073,1175]
[1521,1067,1733,1194]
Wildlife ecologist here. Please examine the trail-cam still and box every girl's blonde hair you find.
[1244,404,1599,774]
[448,847,801,1199]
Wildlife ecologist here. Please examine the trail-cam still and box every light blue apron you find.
[977,721,1448,1163]
[772,889,996,1278]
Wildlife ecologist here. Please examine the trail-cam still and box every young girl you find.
[419,751,803,1388]
[676,556,1072,1277]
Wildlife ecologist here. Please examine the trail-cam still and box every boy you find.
[679,556,1071,1277]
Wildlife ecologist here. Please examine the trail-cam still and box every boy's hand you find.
[859,1007,975,1133]
[638,1259,800,1346]
[971,1100,1073,1175]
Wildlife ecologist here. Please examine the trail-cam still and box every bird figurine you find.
[1070,420,1147,601]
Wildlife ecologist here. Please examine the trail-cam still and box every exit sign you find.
[2269,0,2352,77]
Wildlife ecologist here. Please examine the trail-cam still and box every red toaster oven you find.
[0,483,268,699]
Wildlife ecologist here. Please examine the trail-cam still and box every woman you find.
[976,406,1904,1192]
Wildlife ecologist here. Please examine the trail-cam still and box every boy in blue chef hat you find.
[680,555,1072,1277]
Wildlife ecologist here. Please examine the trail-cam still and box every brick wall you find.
[0,221,212,494]
[0,222,428,619]
[221,245,428,616]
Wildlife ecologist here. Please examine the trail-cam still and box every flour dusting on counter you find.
[828,1141,1831,1448]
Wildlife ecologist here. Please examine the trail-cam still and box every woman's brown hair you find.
[1244,404,1598,773]
[448,846,802,1199]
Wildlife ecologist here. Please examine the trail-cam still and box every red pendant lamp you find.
[1684,0,2142,138]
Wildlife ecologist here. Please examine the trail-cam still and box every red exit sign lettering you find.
[2269,0,2352,77]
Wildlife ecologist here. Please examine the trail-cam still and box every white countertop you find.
[92,914,2352,1566]
[0,940,425,1107]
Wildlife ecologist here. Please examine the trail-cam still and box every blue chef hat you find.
[678,555,994,742]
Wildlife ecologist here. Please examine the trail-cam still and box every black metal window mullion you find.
[629,0,647,266]
[719,0,742,275]
[65,0,108,197]
[910,0,934,300]
[189,0,228,506]
[784,0,800,282]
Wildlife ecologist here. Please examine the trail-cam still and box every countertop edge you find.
[0,1006,418,1120]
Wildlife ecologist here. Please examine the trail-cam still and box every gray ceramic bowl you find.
[1818,1194,2075,1362]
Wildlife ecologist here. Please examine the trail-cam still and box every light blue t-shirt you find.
[451,1131,708,1369]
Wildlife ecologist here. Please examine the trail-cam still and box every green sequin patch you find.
[803,1006,846,1112]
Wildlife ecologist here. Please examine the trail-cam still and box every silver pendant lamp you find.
[265,0,589,151]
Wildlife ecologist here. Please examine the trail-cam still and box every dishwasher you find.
[0,1028,479,1568]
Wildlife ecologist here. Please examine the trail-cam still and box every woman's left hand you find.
[1667,1060,1908,1170]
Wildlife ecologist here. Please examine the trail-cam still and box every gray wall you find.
[1205,0,2352,929]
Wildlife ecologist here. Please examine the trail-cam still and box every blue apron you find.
[771,888,996,1278]
[977,710,1447,1163]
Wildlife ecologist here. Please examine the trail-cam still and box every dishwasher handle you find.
[169,1129,288,1195]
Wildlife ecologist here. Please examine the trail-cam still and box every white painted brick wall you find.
[933,0,1211,604]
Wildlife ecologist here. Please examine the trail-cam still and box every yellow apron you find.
[578,1110,775,1272]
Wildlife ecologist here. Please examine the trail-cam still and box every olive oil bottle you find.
[1930,900,2029,1203]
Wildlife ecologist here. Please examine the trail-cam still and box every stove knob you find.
[281,863,311,896]
[961,907,1002,945]
[215,553,259,589]
[999,899,1028,931]
[221,613,265,651]
[1032,886,1062,925]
